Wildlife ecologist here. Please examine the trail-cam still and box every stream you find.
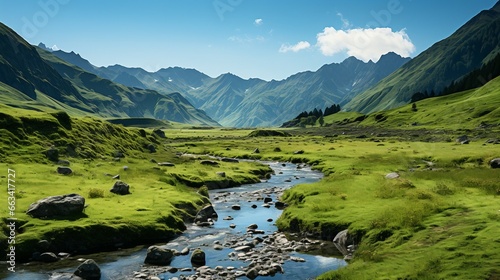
[5,161,346,279]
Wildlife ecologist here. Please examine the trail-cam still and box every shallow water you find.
[4,161,346,279]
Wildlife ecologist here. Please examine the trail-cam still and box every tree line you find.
[281,103,341,128]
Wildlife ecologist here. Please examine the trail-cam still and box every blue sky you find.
[0,0,497,80]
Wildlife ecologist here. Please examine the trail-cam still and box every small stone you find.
[158,162,175,167]
[231,204,241,210]
[385,172,400,179]
[247,224,258,230]
[38,252,59,262]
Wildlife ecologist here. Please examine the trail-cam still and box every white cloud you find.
[254,18,263,26]
[316,27,415,62]
[337,12,351,29]
[279,41,311,53]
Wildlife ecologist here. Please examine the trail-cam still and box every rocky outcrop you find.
[26,194,85,218]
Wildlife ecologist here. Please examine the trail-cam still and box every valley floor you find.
[1,112,499,279]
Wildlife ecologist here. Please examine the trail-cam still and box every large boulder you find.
[194,205,218,224]
[110,181,130,195]
[190,248,206,267]
[26,194,85,218]
[144,245,174,265]
[57,166,73,175]
[490,158,500,169]
[74,259,101,280]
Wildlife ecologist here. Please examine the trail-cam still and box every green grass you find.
[1,84,500,278]
[0,109,270,261]
[357,76,500,130]
[158,128,500,279]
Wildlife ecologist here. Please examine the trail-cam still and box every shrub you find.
[433,183,455,195]
[88,188,105,198]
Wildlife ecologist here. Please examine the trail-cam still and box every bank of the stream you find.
[4,161,347,280]
[165,129,500,279]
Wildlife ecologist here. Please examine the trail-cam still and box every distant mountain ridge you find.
[344,1,500,113]
[0,22,219,126]
[46,47,410,127]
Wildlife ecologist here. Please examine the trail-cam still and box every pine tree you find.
[318,115,325,127]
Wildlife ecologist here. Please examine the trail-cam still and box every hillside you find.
[0,22,219,126]
[357,75,500,130]
[344,2,500,113]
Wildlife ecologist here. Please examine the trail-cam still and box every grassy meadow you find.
[0,107,271,261]
[164,129,500,279]
[1,94,499,279]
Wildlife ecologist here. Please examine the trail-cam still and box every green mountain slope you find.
[38,49,219,126]
[344,2,500,113]
[357,75,500,130]
[49,48,409,127]
[0,22,219,126]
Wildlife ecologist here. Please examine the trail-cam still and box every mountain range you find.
[43,46,409,127]
[0,24,219,127]
[344,1,500,113]
[1,1,499,128]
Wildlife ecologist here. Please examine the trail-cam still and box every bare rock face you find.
[26,194,85,218]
